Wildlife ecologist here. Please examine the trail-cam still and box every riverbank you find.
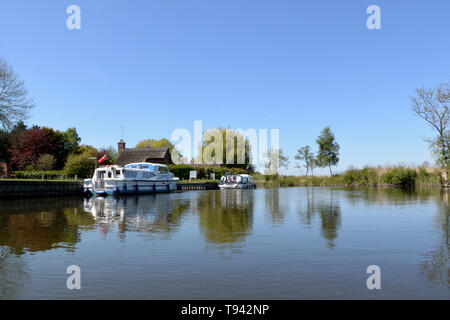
[0,179,221,198]
[254,166,443,188]
[0,180,83,199]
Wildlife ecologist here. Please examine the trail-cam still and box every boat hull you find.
[218,183,256,190]
[84,180,178,196]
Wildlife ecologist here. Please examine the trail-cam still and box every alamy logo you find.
[366,265,381,289]
[366,5,381,30]
[66,265,81,290]
[66,5,81,30]
[170,121,281,174]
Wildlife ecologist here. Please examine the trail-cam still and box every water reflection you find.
[317,191,341,248]
[342,187,448,288]
[197,190,254,247]
[298,188,317,226]
[343,187,438,206]
[0,188,448,298]
[419,190,449,288]
[83,195,189,240]
[265,188,288,226]
[0,246,29,299]
[297,188,341,248]
[0,197,94,254]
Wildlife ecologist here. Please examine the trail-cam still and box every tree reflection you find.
[419,190,449,288]
[298,187,317,226]
[0,198,95,254]
[0,197,94,299]
[316,190,341,248]
[297,188,341,248]
[265,188,288,226]
[196,190,254,247]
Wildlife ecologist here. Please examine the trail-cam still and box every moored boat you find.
[83,162,179,196]
[218,172,256,189]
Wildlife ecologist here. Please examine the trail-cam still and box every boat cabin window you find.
[107,172,112,178]
[142,172,153,178]
[116,170,121,176]
[157,166,168,173]
[124,170,137,178]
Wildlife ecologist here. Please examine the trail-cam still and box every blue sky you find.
[0,0,449,174]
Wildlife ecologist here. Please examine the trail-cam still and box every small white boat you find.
[83,162,179,196]
[218,173,256,189]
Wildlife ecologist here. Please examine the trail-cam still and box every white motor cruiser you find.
[83,162,179,196]
[218,172,256,189]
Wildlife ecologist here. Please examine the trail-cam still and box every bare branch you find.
[0,58,35,129]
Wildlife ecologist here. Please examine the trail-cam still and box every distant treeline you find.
[255,166,442,188]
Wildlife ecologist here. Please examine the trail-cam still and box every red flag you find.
[98,154,108,164]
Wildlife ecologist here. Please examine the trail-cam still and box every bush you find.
[167,165,191,180]
[343,166,377,186]
[64,151,96,179]
[381,167,417,188]
[12,170,66,180]
[36,154,56,171]
[416,167,441,186]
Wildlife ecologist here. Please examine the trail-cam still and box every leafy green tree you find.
[0,121,26,162]
[135,138,175,152]
[63,127,81,155]
[0,129,10,162]
[64,151,96,178]
[97,146,118,164]
[316,127,340,175]
[198,128,254,172]
[295,145,316,176]
[78,145,98,156]
[36,154,56,170]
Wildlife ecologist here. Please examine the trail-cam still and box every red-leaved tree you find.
[8,126,66,170]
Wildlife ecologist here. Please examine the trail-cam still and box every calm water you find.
[0,187,448,299]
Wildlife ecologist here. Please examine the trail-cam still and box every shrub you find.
[416,167,441,186]
[64,151,96,179]
[12,170,66,180]
[36,154,56,171]
[168,165,192,180]
[381,167,417,188]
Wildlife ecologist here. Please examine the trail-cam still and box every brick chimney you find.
[118,139,126,156]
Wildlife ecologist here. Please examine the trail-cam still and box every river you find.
[0,187,448,299]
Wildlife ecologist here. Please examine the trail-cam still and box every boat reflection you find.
[83,195,190,239]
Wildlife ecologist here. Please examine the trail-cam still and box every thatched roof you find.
[116,147,171,166]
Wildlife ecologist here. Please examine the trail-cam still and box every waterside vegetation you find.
[255,165,441,189]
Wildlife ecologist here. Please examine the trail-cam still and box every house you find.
[116,139,173,166]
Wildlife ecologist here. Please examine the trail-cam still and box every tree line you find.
[0,121,117,177]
